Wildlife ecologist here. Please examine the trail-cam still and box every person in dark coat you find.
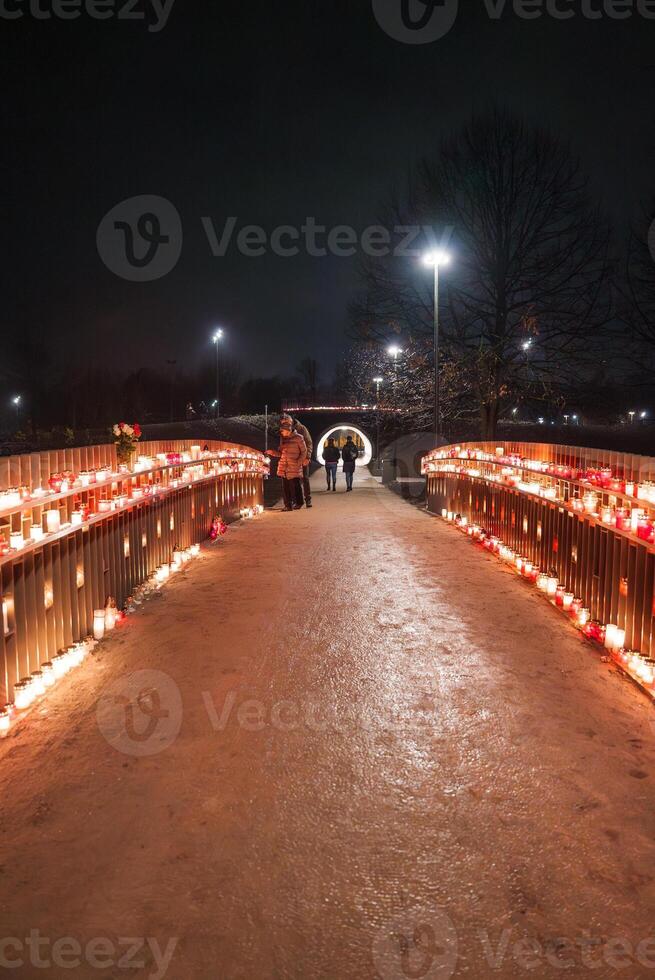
[341,435,358,492]
[323,437,340,491]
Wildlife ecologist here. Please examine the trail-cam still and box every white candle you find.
[10,531,24,550]
[0,709,10,733]
[546,576,558,597]
[30,524,45,542]
[46,510,61,534]
[71,510,83,526]
[605,624,618,650]
[93,609,106,641]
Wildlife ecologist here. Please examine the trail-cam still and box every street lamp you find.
[422,250,451,442]
[373,377,383,464]
[212,329,224,419]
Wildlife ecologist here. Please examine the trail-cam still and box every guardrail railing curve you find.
[423,441,655,702]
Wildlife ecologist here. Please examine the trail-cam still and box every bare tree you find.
[353,109,611,438]
[296,357,320,403]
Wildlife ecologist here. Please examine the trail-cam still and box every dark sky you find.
[3,0,654,384]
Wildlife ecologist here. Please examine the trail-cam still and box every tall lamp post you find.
[373,376,383,465]
[422,250,451,442]
[212,328,224,419]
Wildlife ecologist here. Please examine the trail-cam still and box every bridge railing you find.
[423,440,655,699]
[0,438,269,714]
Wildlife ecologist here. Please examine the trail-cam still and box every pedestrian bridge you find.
[1,436,654,977]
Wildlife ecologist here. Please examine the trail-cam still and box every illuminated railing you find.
[423,440,655,700]
[0,438,269,726]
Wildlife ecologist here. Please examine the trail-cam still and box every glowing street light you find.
[212,328,225,419]
[422,250,451,441]
[522,339,533,352]
[387,344,402,361]
[641,411,648,420]
[629,411,636,424]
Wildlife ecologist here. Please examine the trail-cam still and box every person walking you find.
[323,437,340,491]
[268,415,307,511]
[293,417,313,508]
[341,435,358,492]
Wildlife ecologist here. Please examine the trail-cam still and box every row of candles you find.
[439,509,655,697]
[0,446,270,513]
[0,540,206,735]
[424,445,655,505]
[2,459,268,557]
[423,453,655,547]
[1,501,265,736]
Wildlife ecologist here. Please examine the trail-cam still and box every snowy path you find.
[1,468,655,979]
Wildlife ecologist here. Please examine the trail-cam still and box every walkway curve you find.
[1,468,655,979]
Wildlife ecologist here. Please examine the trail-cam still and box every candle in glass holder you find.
[93,609,106,641]
[546,576,558,597]
[555,585,565,606]
[10,531,24,550]
[0,708,10,733]
[563,592,574,611]
[70,510,83,526]
[46,510,61,534]
[578,607,590,627]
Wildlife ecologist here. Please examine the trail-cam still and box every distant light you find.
[12,395,21,406]
[572,414,578,421]
[629,411,636,421]
[387,345,402,358]
[212,328,224,343]
[538,417,544,424]
[641,411,648,419]
[522,339,533,351]
[373,377,384,384]
[422,250,451,268]
[211,400,218,407]
[512,408,518,415]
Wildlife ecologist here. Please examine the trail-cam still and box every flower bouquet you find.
[112,422,142,467]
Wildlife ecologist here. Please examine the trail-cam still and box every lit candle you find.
[105,604,116,631]
[30,524,45,542]
[70,510,83,526]
[190,543,200,557]
[10,531,24,551]
[14,679,34,710]
[93,609,106,641]
[46,510,61,534]
[30,671,46,697]
[605,624,618,650]
[555,585,565,607]
[44,586,54,609]
[42,662,55,688]
[578,607,590,627]
[546,576,558,597]
[563,592,574,611]
[0,708,9,733]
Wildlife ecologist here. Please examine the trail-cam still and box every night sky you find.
[4,0,654,382]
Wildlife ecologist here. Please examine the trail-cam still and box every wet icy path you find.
[1,469,655,979]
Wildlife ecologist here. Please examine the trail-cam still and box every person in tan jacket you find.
[268,416,308,510]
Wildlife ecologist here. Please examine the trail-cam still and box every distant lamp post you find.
[522,339,533,352]
[387,344,402,366]
[629,411,636,424]
[641,411,648,420]
[11,395,21,424]
[212,329,224,419]
[423,250,451,442]
[373,377,384,464]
